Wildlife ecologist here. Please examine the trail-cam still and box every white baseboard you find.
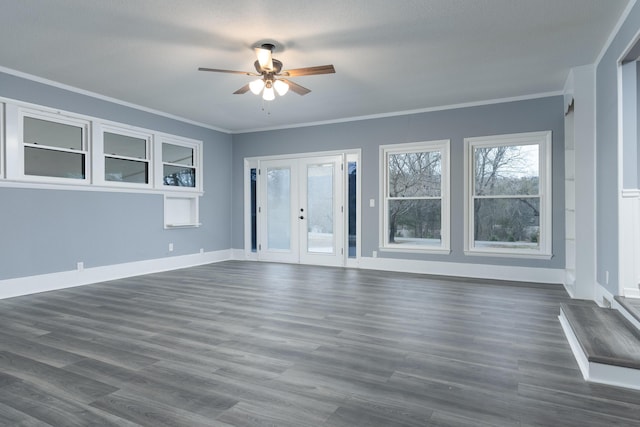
[623,286,640,298]
[230,248,251,261]
[0,249,232,300]
[358,256,564,284]
[595,281,615,308]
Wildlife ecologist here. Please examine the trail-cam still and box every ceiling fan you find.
[198,43,335,101]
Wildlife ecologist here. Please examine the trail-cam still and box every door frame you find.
[243,148,361,267]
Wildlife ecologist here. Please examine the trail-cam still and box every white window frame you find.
[0,102,4,180]
[14,107,91,185]
[95,123,153,189]
[380,140,450,254]
[154,135,203,193]
[464,131,552,259]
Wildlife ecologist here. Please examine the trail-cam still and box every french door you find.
[258,155,344,266]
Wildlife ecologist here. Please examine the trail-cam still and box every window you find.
[381,140,450,252]
[160,139,200,190]
[464,131,552,258]
[103,128,151,185]
[21,111,89,182]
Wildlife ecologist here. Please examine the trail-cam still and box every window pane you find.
[474,144,539,196]
[388,199,441,246]
[388,151,442,197]
[104,132,146,159]
[163,165,195,187]
[105,158,148,183]
[348,161,357,258]
[24,117,83,150]
[474,197,540,249]
[267,167,291,250]
[251,168,257,253]
[25,146,85,179]
[388,151,441,197]
[307,163,334,254]
[163,143,193,166]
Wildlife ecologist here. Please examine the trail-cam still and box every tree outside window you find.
[465,131,552,258]
[382,140,449,252]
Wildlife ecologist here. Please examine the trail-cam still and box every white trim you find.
[558,310,590,379]
[243,159,259,260]
[346,152,362,262]
[595,281,615,308]
[623,287,640,298]
[244,148,361,163]
[97,123,154,189]
[0,66,230,134]
[559,307,640,391]
[463,131,553,259]
[243,148,361,265]
[0,102,4,180]
[612,299,640,330]
[16,107,91,185]
[619,193,640,296]
[595,0,638,66]
[2,96,203,195]
[622,188,640,198]
[0,249,232,300]
[230,248,247,261]
[563,280,576,299]
[232,91,563,134]
[0,65,563,135]
[358,256,563,284]
[156,135,203,193]
[379,139,450,253]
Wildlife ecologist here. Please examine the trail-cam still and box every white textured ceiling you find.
[0,0,631,133]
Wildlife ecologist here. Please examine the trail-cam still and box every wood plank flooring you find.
[1,261,639,426]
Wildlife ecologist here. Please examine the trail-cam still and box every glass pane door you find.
[258,159,299,263]
[299,155,344,266]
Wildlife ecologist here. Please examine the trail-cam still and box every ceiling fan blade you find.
[233,84,251,94]
[254,46,274,72]
[198,67,257,76]
[281,79,311,96]
[282,65,335,77]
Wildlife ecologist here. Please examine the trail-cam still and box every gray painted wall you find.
[596,2,640,295]
[232,96,565,269]
[0,71,233,280]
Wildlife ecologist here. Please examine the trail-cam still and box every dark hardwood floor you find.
[0,261,639,426]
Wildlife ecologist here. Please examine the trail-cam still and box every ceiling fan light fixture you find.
[249,79,265,95]
[255,45,274,71]
[262,85,275,101]
[274,79,289,96]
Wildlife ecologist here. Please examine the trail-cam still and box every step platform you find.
[559,302,640,390]
[614,296,640,330]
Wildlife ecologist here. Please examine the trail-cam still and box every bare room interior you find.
[1,1,640,426]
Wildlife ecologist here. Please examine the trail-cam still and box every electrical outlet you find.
[372,250,377,258]
[77,262,84,272]
[369,198,375,207]
[200,248,204,254]
[605,270,609,285]
[169,243,174,252]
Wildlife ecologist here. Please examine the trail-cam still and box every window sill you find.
[380,246,451,255]
[0,179,203,196]
[165,223,201,229]
[464,249,552,260]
